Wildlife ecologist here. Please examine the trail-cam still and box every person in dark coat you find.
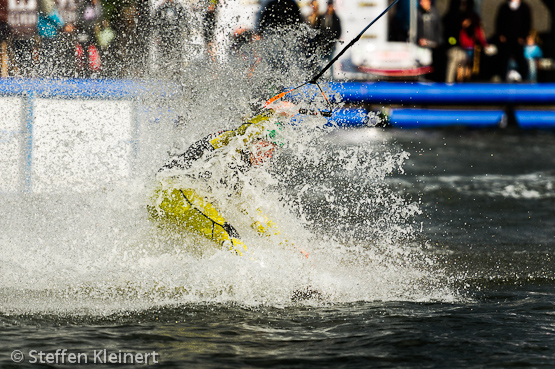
[153,0,188,75]
[256,0,303,36]
[255,0,304,72]
[318,0,341,64]
[417,0,443,81]
[203,0,219,58]
[495,0,532,81]
[417,0,442,49]
[539,0,554,63]
[443,0,463,49]
[304,0,322,71]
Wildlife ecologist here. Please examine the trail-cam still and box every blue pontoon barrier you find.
[290,108,370,127]
[326,82,555,105]
[3,79,555,130]
[0,78,179,99]
[0,78,367,127]
[515,111,555,130]
[388,109,506,129]
[4,79,555,106]
[325,108,369,127]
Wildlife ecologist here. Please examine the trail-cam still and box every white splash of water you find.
[0,31,457,315]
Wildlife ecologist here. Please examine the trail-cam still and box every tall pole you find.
[409,0,417,45]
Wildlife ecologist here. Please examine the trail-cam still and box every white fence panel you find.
[0,97,24,193]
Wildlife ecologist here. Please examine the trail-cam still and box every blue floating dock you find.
[515,111,555,130]
[2,79,555,129]
[325,108,369,127]
[325,82,555,105]
[0,78,179,99]
[3,78,555,105]
[290,108,370,128]
[388,109,506,129]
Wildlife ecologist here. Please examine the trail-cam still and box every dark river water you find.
[1,127,554,368]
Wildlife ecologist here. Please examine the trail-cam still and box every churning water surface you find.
[2,124,554,368]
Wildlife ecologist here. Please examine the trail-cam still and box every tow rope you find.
[262,0,400,110]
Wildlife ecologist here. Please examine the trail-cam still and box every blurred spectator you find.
[417,0,442,80]
[135,0,151,75]
[524,29,542,82]
[9,0,39,77]
[37,0,65,76]
[112,5,139,77]
[318,0,341,72]
[256,0,304,35]
[77,0,103,41]
[76,0,103,77]
[417,0,442,49]
[95,20,115,51]
[457,0,488,81]
[0,4,10,77]
[443,0,463,49]
[95,19,115,76]
[256,0,304,72]
[11,39,36,77]
[153,0,188,76]
[203,0,219,58]
[443,0,465,82]
[539,0,554,65]
[229,27,262,78]
[306,0,320,29]
[495,0,531,82]
[57,22,77,77]
[390,0,410,42]
[443,0,488,82]
[229,27,258,58]
[305,0,322,70]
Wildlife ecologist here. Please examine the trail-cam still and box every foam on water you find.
[0,32,458,315]
[393,172,555,200]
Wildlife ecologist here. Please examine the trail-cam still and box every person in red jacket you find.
[457,0,488,81]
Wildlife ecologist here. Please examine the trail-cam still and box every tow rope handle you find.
[263,82,308,109]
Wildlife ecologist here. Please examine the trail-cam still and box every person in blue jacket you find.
[37,0,65,76]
